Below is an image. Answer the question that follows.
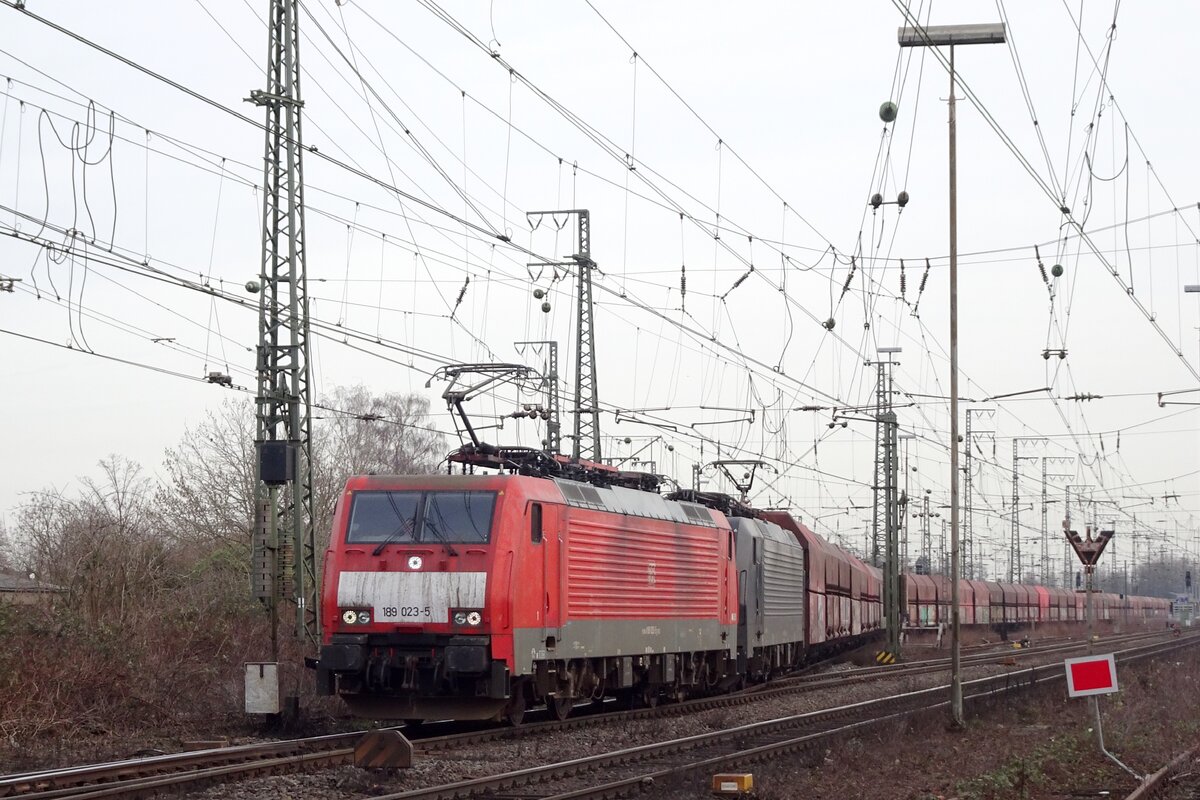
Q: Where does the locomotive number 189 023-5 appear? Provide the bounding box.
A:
[380,606,431,619]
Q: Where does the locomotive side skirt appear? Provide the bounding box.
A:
[510,619,737,674]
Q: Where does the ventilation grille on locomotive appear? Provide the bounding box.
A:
[553,479,716,526]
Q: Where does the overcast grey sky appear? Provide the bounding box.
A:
[1,1,1197,582]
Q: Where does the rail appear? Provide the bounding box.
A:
[371,632,1200,800]
[1124,744,1200,800]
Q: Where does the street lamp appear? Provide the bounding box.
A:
[899,19,1006,731]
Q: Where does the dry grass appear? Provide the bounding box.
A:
[689,643,1200,800]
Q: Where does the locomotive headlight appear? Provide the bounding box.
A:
[453,611,468,626]
[357,611,371,624]
[341,609,357,625]
[466,611,482,626]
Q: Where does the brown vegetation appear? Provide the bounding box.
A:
[0,388,441,766]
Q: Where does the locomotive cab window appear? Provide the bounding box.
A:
[345,490,497,544]
[346,491,421,544]
[423,491,496,543]
[530,502,543,543]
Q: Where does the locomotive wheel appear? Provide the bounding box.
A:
[504,692,526,727]
[549,695,573,721]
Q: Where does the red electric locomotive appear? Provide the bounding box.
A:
[315,467,738,722]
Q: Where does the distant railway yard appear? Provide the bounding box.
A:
[2,627,1195,800]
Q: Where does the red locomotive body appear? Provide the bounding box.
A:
[316,473,737,721]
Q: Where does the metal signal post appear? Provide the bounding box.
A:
[1064,523,1115,750]
[249,0,319,651]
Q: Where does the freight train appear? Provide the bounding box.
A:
[312,455,1168,723]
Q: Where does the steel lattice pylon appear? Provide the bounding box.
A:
[250,0,318,648]
[963,409,994,580]
[869,357,901,655]
[571,211,600,462]
[525,209,599,462]
[870,361,888,568]
[1011,437,1045,582]
[1042,458,1075,586]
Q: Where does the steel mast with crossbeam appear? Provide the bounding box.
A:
[249,0,318,652]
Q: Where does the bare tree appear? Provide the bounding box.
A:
[156,399,258,553]
[311,385,444,534]
[320,385,443,475]
[155,388,443,551]
[12,455,168,627]
[0,518,12,573]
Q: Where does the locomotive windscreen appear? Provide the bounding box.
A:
[346,490,496,544]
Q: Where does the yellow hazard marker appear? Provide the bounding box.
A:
[875,650,897,665]
[712,773,754,794]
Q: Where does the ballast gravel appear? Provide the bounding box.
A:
[183,651,1073,800]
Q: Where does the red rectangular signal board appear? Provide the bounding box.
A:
[1064,653,1118,698]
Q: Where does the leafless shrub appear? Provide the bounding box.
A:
[1,387,442,754]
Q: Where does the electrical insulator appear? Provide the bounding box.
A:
[899,260,907,296]
[918,270,929,293]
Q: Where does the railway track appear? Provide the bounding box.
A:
[403,627,1169,756]
[768,627,1165,692]
[0,732,369,799]
[0,628,1183,799]
[376,632,1200,800]
[1124,744,1200,800]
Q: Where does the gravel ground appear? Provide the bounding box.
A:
[1157,752,1200,799]
[180,641,1113,800]
[3,628,1171,800]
